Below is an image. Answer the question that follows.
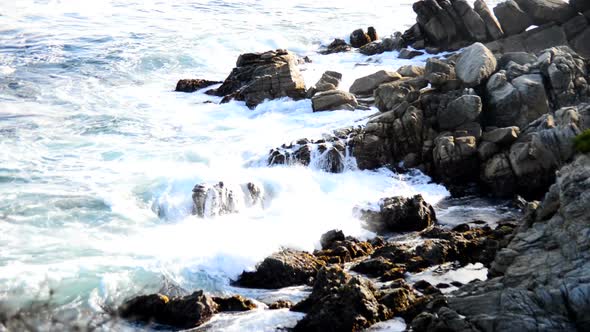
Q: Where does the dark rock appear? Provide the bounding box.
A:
[563,14,588,39]
[399,48,425,59]
[524,25,569,54]
[498,52,538,68]
[320,38,351,55]
[571,0,590,12]
[360,194,436,233]
[514,0,577,24]
[438,94,482,130]
[493,0,533,36]
[269,300,293,310]
[234,249,325,289]
[425,58,456,88]
[349,70,402,96]
[474,0,504,40]
[319,229,345,250]
[350,29,372,48]
[482,126,520,145]
[570,26,590,58]
[351,256,398,277]
[433,134,479,184]
[212,295,257,312]
[312,90,358,112]
[453,0,488,42]
[478,141,500,160]
[118,291,217,329]
[214,49,306,108]
[175,79,220,92]
[368,27,378,41]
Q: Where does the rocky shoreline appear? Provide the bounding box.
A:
[120,0,590,331]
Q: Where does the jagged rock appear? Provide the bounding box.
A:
[514,0,576,24]
[360,194,436,233]
[373,78,427,112]
[482,126,520,145]
[319,39,351,55]
[438,94,482,130]
[441,155,590,331]
[192,182,263,218]
[397,65,426,78]
[433,133,479,184]
[175,79,220,92]
[399,48,424,59]
[350,28,372,48]
[313,71,342,93]
[293,266,386,332]
[319,229,345,250]
[213,49,306,108]
[455,43,497,87]
[474,0,504,40]
[312,90,358,112]
[234,249,325,289]
[212,295,257,312]
[493,0,532,36]
[349,70,402,96]
[118,291,217,329]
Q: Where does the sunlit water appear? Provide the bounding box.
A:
[0,0,508,330]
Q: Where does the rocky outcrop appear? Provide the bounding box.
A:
[414,154,590,331]
[175,79,220,92]
[192,181,263,218]
[233,249,325,289]
[359,194,436,233]
[211,49,306,107]
[118,291,218,329]
[350,27,378,48]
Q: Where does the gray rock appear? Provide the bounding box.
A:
[453,0,489,42]
[433,134,479,183]
[523,25,569,54]
[570,26,590,58]
[398,48,425,59]
[438,95,482,130]
[482,126,520,145]
[397,65,426,78]
[485,71,523,127]
[425,58,456,88]
[456,43,498,87]
[349,70,402,96]
[512,74,550,127]
[175,79,220,92]
[360,194,436,233]
[562,14,588,40]
[312,90,358,112]
[498,52,538,68]
[373,78,427,112]
[514,0,577,24]
[493,0,533,36]
[474,0,504,40]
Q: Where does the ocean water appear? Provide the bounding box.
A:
[0,0,508,330]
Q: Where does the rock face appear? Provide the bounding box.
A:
[192,182,263,218]
[175,79,220,92]
[360,194,436,233]
[349,70,402,96]
[118,291,218,329]
[234,249,325,289]
[455,43,497,87]
[212,49,306,108]
[415,155,590,331]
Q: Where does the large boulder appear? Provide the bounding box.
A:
[438,94,482,130]
[312,90,358,112]
[474,0,504,40]
[312,71,342,94]
[455,43,497,87]
[118,291,218,329]
[349,70,402,96]
[234,249,325,289]
[514,0,577,24]
[493,0,532,36]
[213,49,306,107]
[360,194,436,233]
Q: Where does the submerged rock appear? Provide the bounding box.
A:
[212,295,257,312]
[234,249,325,289]
[118,291,217,329]
[175,79,221,92]
[319,38,351,55]
[192,181,263,218]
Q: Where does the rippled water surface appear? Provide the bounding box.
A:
[0,0,506,330]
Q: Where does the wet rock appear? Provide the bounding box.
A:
[314,236,377,264]
[268,300,293,310]
[212,295,257,312]
[398,48,424,59]
[312,90,358,112]
[493,0,533,36]
[455,43,497,87]
[438,94,482,130]
[175,79,221,92]
[360,194,436,233]
[319,38,351,55]
[351,256,398,277]
[213,49,306,108]
[350,28,372,48]
[319,229,345,250]
[192,182,263,218]
[234,249,325,289]
[118,291,217,329]
[349,70,402,96]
